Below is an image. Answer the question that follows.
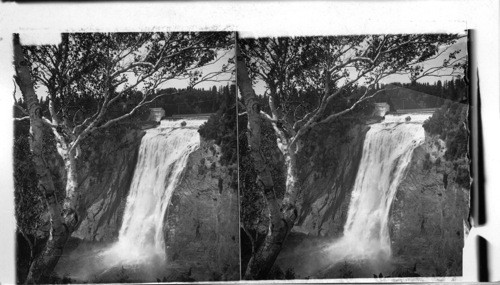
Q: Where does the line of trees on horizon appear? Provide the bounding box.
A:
[374,77,469,110]
[152,83,236,116]
[14,83,236,124]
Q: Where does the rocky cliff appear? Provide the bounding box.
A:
[162,139,240,281]
[274,120,370,278]
[388,134,470,276]
[50,126,239,282]
[294,121,369,237]
[275,112,470,278]
[74,129,240,280]
[73,128,145,241]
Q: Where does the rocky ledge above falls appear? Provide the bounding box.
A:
[162,139,239,281]
[388,134,470,277]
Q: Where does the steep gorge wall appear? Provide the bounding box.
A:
[277,112,469,277]
[294,122,369,237]
[162,140,240,281]
[73,128,145,241]
[72,130,240,281]
[388,134,470,276]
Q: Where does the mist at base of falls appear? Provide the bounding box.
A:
[275,234,395,279]
[54,239,170,283]
[55,119,205,283]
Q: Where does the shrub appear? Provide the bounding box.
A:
[284,267,296,279]
[423,100,469,161]
[339,261,354,278]
[198,90,237,166]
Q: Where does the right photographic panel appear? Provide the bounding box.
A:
[237,33,470,280]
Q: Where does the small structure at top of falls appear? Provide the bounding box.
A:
[373,102,390,117]
[149,108,166,122]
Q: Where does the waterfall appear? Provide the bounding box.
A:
[102,119,206,266]
[325,113,431,265]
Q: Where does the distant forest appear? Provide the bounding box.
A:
[374,78,469,110]
[248,77,469,124]
[15,83,236,126]
[152,84,236,116]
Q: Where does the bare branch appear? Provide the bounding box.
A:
[318,87,391,125]
[241,226,255,254]
[292,108,318,131]
[111,35,149,65]
[329,56,373,73]
[110,62,155,78]
[71,71,221,152]
[14,116,30,121]
[41,116,59,128]
[260,111,278,123]
[47,96,61,126]
[412,55,467,81]
[238,101,246,110]
[13,79,29,115]
[298,65,376,135]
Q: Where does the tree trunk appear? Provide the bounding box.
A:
[13,34,71,284]
[237,48,299,280]
[18,229,34,263]
[55,141,81,232]
[282,148,301,219]
[244,150,301,278]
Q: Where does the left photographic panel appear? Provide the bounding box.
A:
[12,32,239,283]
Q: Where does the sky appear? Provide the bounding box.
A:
[159,49,235,90]
[380,37,467,84]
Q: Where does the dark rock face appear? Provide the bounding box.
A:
[73,129,145,241]
[294,122,369,237]
[388,134,470,276]
[163,140,239,281]
[273,122,369,279]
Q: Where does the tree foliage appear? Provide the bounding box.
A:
[155,85,231,116]
[198,84,238,165]
[423,100,469,161]
[240,34,465,138]
[21,32,233,152]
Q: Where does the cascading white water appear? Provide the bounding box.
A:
[325,113,431,264]
[102,119,206,266]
